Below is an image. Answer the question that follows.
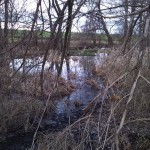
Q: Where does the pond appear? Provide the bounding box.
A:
[1,53,107,149]
[10,53,107,121]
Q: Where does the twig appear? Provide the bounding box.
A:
[31,81,58,149]
[83,72,128,113]
[115,70,140,150]
[125,118,150,125]
[101,94,129,150]
[55,115,92,143]
[140,74,150,85]
[99,5,149,19]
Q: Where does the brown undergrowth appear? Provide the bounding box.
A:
[0,97,44,141]
[35,47,150,150]
[10,71,74,98]
[0,69,74,142]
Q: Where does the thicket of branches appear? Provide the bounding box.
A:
[0,0,150,149]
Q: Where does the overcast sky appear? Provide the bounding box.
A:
[1,0,122,33]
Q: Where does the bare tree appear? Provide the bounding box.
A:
[97,0,114,46]
[81,0,114,46]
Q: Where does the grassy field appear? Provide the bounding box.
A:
[4,29,122,46]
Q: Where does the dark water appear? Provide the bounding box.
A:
[0,54,107,150]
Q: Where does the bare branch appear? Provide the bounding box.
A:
[98,5,149,19]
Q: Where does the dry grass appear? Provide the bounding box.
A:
[0,97,45,141]
[85,79,101,90]
[36,131,77,150]
[11,72,75,98]
[0,45,150,149]
[34,47,150,150]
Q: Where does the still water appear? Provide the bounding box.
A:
[10,54,107,124]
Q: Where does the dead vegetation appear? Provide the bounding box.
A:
[74,100,82,107]
[33,46,150,150]
[1,0,150,149]
[10,72,74,98]
[85,79,100,90]
[0,97,44,141]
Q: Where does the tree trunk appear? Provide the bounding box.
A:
[101,18,114,46]
[122,0,137,54]
[0,0,10,94]
[58,0,74,76]
[4,0,9,46]
[40,1,68,96]
[0,20,2,49]
[97,0,113,46]
[123,0,128,38]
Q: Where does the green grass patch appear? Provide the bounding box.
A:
[70,49,97,56]
[4,29,51,39]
